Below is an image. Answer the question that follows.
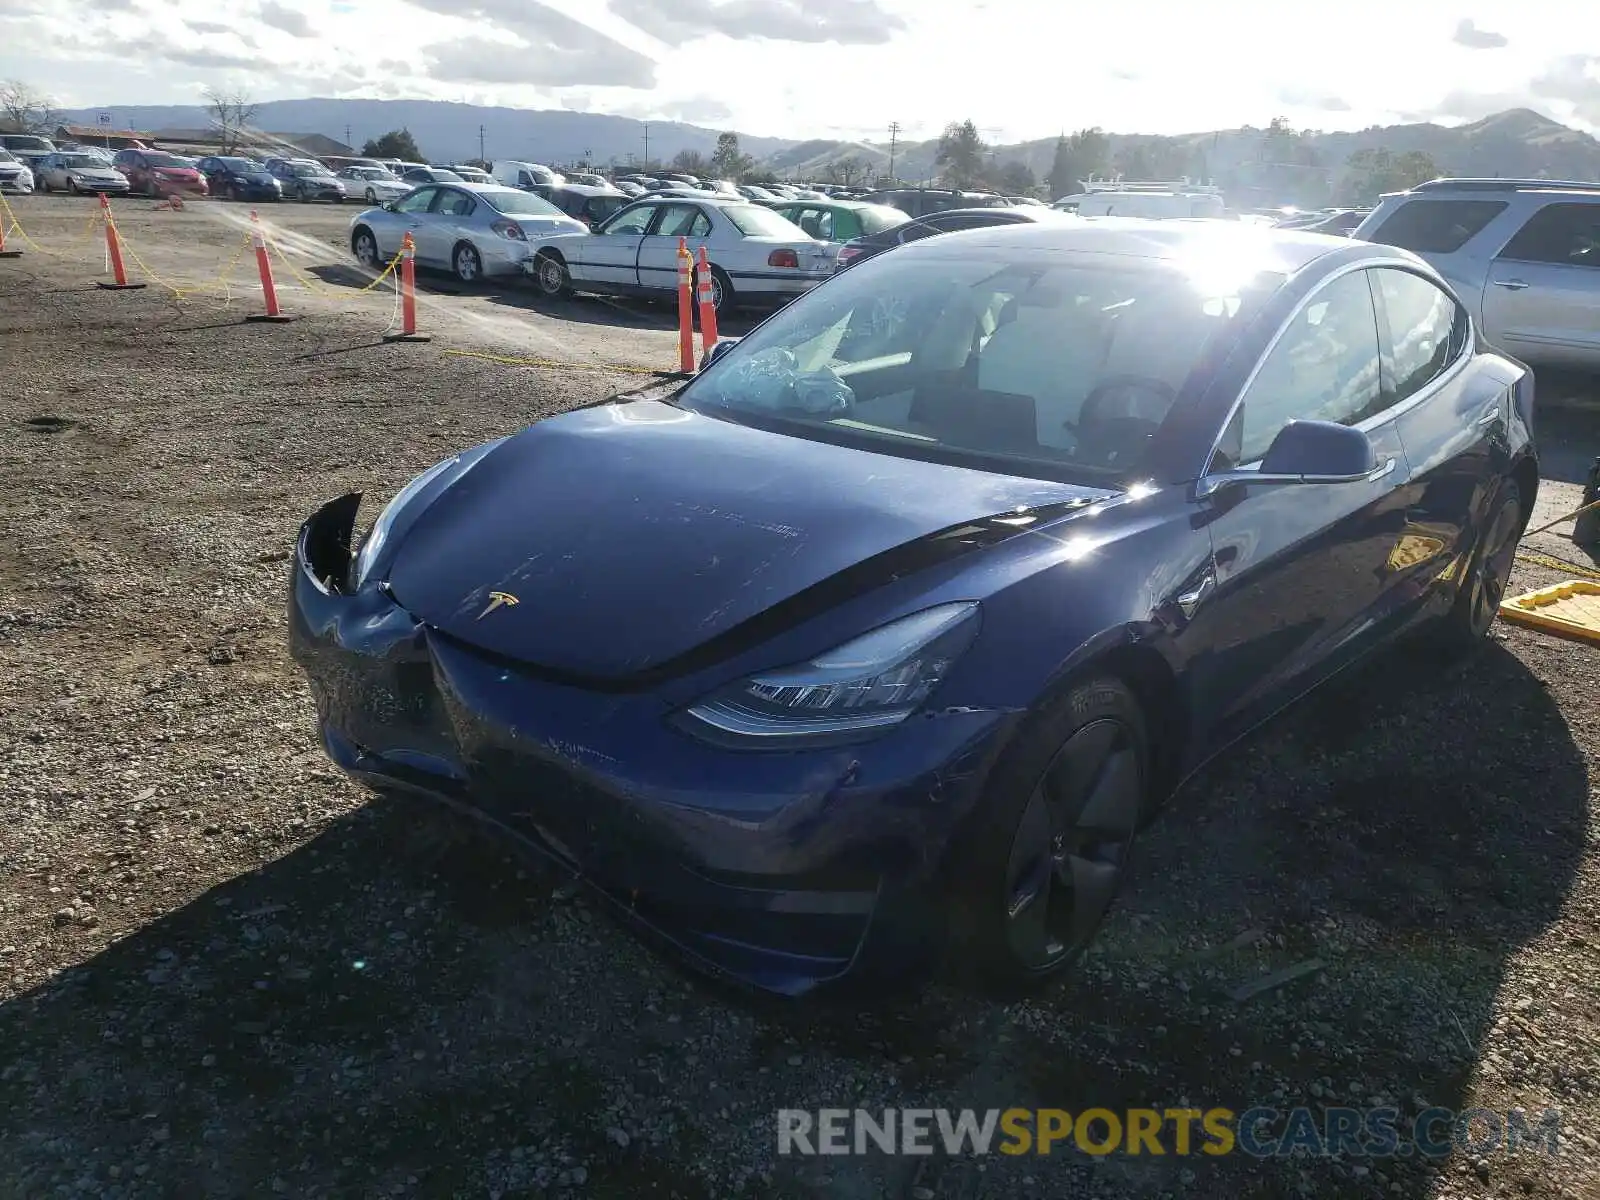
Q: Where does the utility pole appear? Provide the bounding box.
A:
[478,124,486,165]
[887,121,900,184]
[642,123,651,169]
[344,124,352,149]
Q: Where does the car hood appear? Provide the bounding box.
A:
[385,400,1109,681]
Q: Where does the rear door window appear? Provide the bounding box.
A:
[1371,268,1469,403]
[1366,199,1507,254]
[1495,202,1600,268]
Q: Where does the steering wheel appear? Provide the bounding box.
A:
[1071,375,1177,468]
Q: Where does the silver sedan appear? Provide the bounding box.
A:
[35,152,131,196]
[336,165,411,206]
[347,182,588,283]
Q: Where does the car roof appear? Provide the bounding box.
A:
[894,216,1358,272]
[552,183,626,196]
[774,198,881,210]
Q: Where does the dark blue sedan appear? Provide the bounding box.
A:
[289,219,1537,997]
[196,156,282,203]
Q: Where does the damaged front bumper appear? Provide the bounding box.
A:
[287,495,1013,996]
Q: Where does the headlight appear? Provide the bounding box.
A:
[679,602,980,745]
[348,440,504,589]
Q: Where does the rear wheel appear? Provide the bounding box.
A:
[453,242,482,283]
[951,676,1149,991]
[351,227,380,269]
[1435,481,1524,651]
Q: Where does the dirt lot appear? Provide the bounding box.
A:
[1,193,1599,1200]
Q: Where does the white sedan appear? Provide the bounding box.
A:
[0,149,34,194]
[526,195,836,312]
[336,165,411,205]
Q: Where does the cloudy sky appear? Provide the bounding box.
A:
[2,0,1599,142]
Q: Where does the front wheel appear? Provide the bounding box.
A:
[1435,480,1524,651]
[366,188,377,204]
[950,676,1150,992]
[533,252,571,297]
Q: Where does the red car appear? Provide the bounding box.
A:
[111,149,209,199]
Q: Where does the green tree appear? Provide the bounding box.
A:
[1118,144,1155,180]
[1047,127,1110,199]
[709,131,755,181]
[935,119,987,189]
[1339,147,1441,204]
[361,128,422,161]
[996,161,1036,195]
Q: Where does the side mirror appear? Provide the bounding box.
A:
[1198,420,1393,499]
[700,338,741,370]
[382,202,397,212]
[1260,420,1377,477]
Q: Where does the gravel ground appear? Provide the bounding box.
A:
[1,202,1599,1200]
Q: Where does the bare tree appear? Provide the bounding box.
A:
[824,156,865,186]
[0,79,62,136]
[203,85,258,155]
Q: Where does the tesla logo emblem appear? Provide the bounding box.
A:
[476,591,520,620]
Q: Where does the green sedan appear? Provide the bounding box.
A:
[769,199,909,245]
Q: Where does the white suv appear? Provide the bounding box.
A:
[1354,178,1600,370]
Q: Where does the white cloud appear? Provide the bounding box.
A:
[3,0,1600,140]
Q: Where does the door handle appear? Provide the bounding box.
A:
[1492,279,1530,290]
[1477,403,1502,427]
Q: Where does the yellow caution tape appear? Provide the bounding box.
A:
[1516,549,1600,582]
[265,235,402,296]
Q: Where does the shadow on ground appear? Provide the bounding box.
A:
[0,639,1586,1199]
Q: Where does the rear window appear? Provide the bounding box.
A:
[1367,199,1507,254]
[858,204,909,234]
[584,196,626,222]
[477,187,563,217]
[722,204,804,237]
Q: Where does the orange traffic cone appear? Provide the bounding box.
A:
[383,231,431,343]
[244,211,291,323]
[95,193,146,291]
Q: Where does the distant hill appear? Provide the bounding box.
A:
[62,99,1600,199]
[59,98,795,167]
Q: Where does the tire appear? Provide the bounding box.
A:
[707,265,733,312]
[351,227,380,269]
[948,675,1150,993]
[38,177,49,193]
[1434,480,1524,652]
[232,184,244,203]
[298,186,310,203]
[453,242,482,284]
[366,188,377,205]
[533,252,571,297]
